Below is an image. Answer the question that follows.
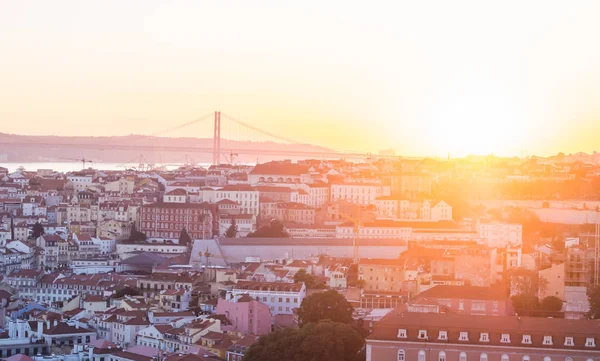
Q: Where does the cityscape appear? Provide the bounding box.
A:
[2,2,600,361]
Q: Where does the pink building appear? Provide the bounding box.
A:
[215,296,272,336]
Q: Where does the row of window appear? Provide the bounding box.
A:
[398,329,596,347]
[400,350,593,361]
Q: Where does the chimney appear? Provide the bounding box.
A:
[76,322,80,329]
[53,319,58,327]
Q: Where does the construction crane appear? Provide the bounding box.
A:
[339,212,361,264]
[61,157,92,169]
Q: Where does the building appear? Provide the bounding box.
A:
[227,281,306,316]
[138,203,214,240]
[226,335,260,361]
[478,222,523,248]
[260,202,316,225]
[390,172,433,197]
[330,183,385,206]
[414,285,511,316]
[366,311,600,361]
[539,263,565,300]
[216,296,272,336]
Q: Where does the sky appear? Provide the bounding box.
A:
[1,0,600,157]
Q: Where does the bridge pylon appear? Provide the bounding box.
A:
[212,111,221,165]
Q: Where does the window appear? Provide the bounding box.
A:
[585,338,596,347]
[459,332,469,341]
[438,331,447,340]
[543,357,551,361]
[543,336,553,345]
[418,350,426,361]
[501,355,509,361]
[522,335,532,344]
[522,356,530,361]
[565,358,573,361]
[501,334,511,343]
[418,330,428,339]
[397,350,405,361]
[480,354,488,361]
[479,333,489,342]
[438,351,446,361]
[459,352,467,361]
[397,329,407,338]
[564,337,574,346]
[458,300,464,310]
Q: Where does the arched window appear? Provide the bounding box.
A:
[565,358,573,361]
[438,351,446,361]
[543,357,551,361]
[418,350,426,361]
[523,356,530,361]
[397,350,405,361]
[502,355,509,361]
[459,353,467,361]
[480,353,488,361]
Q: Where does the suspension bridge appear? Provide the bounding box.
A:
[1,112,381,165]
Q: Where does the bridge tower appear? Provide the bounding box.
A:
[212,111,221,165]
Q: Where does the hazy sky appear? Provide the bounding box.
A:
[2,1,600,157]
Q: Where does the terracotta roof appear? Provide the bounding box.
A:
[45,323,94,335]
[417,285,508,301]
[5,355,36,361]
[237,294,255,303]
[165,188,187,196]
[368,311,600,351]
[111,351,153,361]
[234,280,304,292]
[250,162,309,176]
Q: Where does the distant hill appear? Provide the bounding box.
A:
[0,133,336,164]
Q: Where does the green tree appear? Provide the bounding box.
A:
[511,294,540,316]
[540,296,563,312]
[507,267,547,297]
[32,222,45,240]
[294,269,316,288]
[297,290,354,327]
[225,219,238,238]
[586,286,600,319]
[244,320,364,361]
[128,224,147,243]
[248,220,289,238]
[178,228,192,246]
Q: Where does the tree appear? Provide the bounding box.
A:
[244,320,364,361]
[586,286,600,319]
[178,228,192,246]
[297,290,354,327]
[128,224,147,243]
[225,219,238,238]
[248,220,289,238]
[511,294,540,316]
[540,296,563,312]
[508,267,547,316]
[32,222,45,240]
[507,267,548,297]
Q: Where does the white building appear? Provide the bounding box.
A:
[214,185,259,215]
[163,189,188,203]
[330,183,387,206]
[336,221,412,240]
[67,174,94,192]
[478,222,523,248]
[92,236,117,255]
[227,280,306,316]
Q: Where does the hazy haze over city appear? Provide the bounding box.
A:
[2,1,600,157]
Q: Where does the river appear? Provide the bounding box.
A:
[0,162,187,173]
